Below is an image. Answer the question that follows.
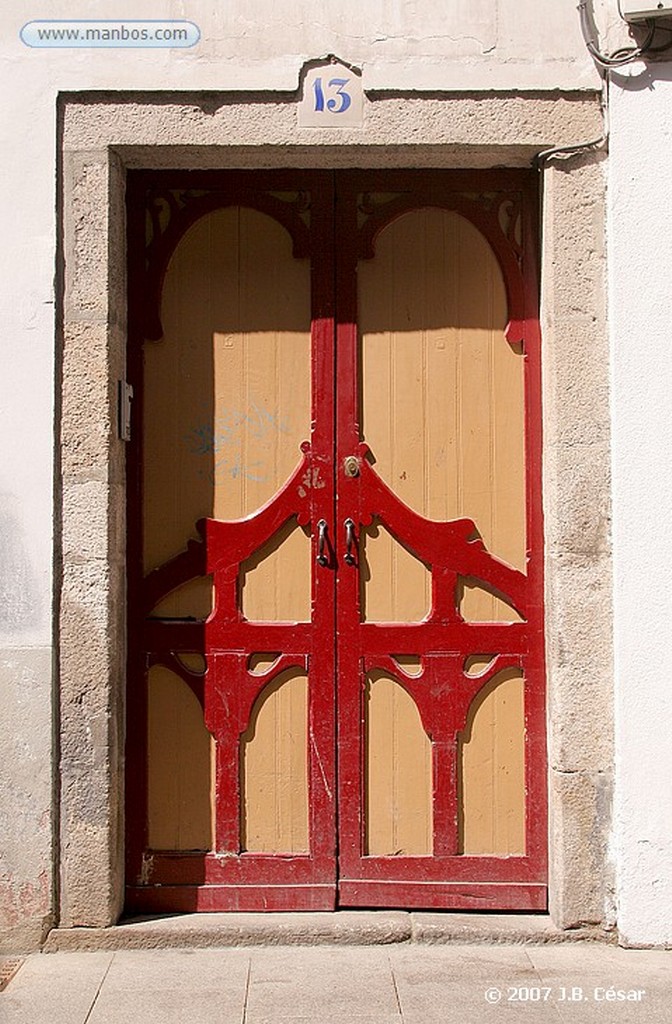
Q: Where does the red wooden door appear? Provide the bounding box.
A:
[125,169,547,914]
[334,172,546,909]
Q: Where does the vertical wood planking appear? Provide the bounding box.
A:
[226,210,312,850]
[359,207,527,857]
[144,205,312,853]
[241,520,311,622]
[359,207,524,563]
[147,666,213,850]
[242,672,309,853]
[212,207,311,522]
[144,211,218,615]
[360,523,429,623]
[459,670,526,854]
[426,210,460,525]
[359,210,433,624]
[366,674,432,855]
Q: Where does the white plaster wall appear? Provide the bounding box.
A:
[0,4,603,646]
[3,0,601,94]
[609,62,672,948]
[0,3,604,645]
[0,0,609,947]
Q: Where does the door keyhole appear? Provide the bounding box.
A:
[343,455,360,478]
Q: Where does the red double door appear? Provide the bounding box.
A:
[126,169,547,913]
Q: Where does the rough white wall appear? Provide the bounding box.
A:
[4,0,600,93]
[0,3,604,625]
[609,63,672,948]
[0,0,608,948]
[0,0,603,646]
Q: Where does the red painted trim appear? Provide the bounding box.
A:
[126,885,335,914]
[141,851,331,886]
[337,853,543,884]
[125,178,150,885]
[338,881,547,912]
[126,169,547,912]
[334,171,547,898]
[142,847,542,889]
[126,170,338,903]
[135,171,316,341]
[356,195,527,349]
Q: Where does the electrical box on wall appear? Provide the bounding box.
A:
[619,0,672,21]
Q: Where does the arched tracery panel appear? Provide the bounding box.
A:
[127,172,337,914]
[126,169,546,914]
[334,172,545,908]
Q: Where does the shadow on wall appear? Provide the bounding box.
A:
[0,489,41,635]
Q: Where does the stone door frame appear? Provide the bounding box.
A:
[57,88,613,930]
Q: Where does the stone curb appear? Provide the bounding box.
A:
[411,913,616,946]
[43,913,616,952]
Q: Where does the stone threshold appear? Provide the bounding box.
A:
[43,912,616,952]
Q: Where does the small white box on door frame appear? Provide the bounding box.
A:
[619,0,672,21]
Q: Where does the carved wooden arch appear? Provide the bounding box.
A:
[356,190,528,348]
[364,655,523,745]
[139,184,313,341]
[354,442,528,623]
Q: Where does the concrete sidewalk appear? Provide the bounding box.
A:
[1,941,670,1024]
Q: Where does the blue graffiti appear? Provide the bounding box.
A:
[184,402,293,483]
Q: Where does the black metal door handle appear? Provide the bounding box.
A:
[344,518,357,565]
[317,519,329,566]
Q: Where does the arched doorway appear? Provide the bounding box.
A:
[125,169,546,912]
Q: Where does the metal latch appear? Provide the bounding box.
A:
[118,380,134,442]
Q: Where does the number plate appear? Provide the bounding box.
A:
[299,60,363,128]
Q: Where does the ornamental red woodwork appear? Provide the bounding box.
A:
[125,169,547,913]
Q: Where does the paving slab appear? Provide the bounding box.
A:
[526,944,671,1024]
[87,985,246,1024]
[245,945,402,1024]
[88,948,252,1023]
[0,950,113,1024]
[410,912,614,945]
[2,942,670,1024]
[389,944,549,1024]
[243,1019,403,1024]
[99,947,251,991]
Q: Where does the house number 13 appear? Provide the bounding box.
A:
[312,76,352,114]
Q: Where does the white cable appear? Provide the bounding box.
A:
[534,76,610,167]
[578,1,656,68]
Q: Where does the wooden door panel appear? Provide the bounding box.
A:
[241,668,309,854]
[459,667,526,856]
[365,672,433,856]
[126,169,546,914]
[334,171,546,910]
[459,580,525,624]
[147,664,214,851]
[240,518,312,623]
[360,521,431,622]
[126,171,336,913]
[359,207,525,566]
